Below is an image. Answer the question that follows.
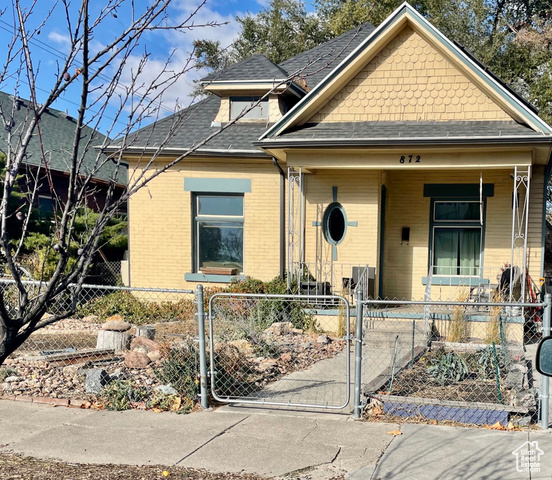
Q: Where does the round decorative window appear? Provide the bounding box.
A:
[323,202,347,245]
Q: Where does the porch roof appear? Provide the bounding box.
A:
[256,120,552,148]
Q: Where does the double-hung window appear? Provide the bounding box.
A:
[194,194,244,272]
[432,200,483,277]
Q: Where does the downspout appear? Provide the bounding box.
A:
[273,157,286,280]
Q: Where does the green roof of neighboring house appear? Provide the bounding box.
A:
[0,91,127,185]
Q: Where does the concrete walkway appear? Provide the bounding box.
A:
[2,399,552,479]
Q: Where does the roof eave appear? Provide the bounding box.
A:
[255,135,552,148]
[105,146,269,159]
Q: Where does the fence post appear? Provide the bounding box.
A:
[541,294,551,430]
[196,284,209,410]
[353,290,364,419]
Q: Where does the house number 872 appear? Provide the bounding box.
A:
[399,155,421,163]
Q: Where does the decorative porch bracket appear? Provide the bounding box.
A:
[510,165,531,303]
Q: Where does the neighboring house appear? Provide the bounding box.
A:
[111,3,552,301]
[0,91,127,217]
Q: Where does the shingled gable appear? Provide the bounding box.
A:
[259,2,552,145]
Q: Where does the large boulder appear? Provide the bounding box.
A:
[130,336,160,352]
[124,351,151,369]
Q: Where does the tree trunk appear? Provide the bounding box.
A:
[96,330,131,352]
[0,323,21,366]
[135,325,156,340]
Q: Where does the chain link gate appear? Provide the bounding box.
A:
[207,293,353,409]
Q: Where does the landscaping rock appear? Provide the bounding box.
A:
[124,351,151,368]
[85,369,111,394]
[229,339,254,354]
[62,366,79,377]
[504,366,525,390]
[102,319,131,332]
[301,342,313,349]
[264,322,293,336]
[134,346,149,355]
[4,376,22,383]
[316,334,330,345]
[82,315,100,323]
[514,416,532,427]
[156,384,178,395]
[130,336,160,352]
[515,391,537,409]
[147,350,162,362]
[280,353,292,362]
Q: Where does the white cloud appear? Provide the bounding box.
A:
[101,0,244,118]
[47,30,71,51]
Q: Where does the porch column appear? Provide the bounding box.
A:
[287,166,305,287]
[510,165,531,302]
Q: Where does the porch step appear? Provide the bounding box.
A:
[363,329,422,348]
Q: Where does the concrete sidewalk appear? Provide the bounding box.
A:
[1,400,551,479]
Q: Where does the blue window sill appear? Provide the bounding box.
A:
[422,277,490,286]
[185,273,245,283]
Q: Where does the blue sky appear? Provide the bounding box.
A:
[0,0,308,137]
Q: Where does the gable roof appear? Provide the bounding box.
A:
[201,54,289,83]
[0,91,127,185]
[260,2,552,141]
[279,23,376,88]
[111,23,378,155]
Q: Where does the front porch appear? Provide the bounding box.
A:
[284,162,543,303]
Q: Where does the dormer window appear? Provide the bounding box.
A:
[230,96,268,121]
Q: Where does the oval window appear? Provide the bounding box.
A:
[323,202,347,245]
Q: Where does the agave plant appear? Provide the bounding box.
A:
[427,351,469,384]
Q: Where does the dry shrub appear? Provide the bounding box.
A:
[448,289,470,343]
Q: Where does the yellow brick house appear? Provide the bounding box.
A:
[111,3,552,302]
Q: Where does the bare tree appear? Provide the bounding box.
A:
[0,0,232,364]
[0,0,360,365]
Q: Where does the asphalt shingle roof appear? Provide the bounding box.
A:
[121,24,378,152]
[275,121,539,141]
[279,23,376,88]
[202,54,289,82]
[0,91,127,184]
[116,95,270,154]
[116,21,546,153]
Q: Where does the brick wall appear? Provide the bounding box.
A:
[127,159,281,289]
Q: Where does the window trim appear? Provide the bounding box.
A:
[428,197,487,282]
[229,96,269,121]
[192,193,245,277]
[322,202,348,246]
[37,194,56,220]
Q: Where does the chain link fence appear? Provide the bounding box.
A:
[361,297,547,426]
[0,279,201,413]
[208,293,352,409]
[1,277,550,425]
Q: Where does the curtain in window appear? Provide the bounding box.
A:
[459,229,480,276]
[434,230,457,275]
[433,228,480,276]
